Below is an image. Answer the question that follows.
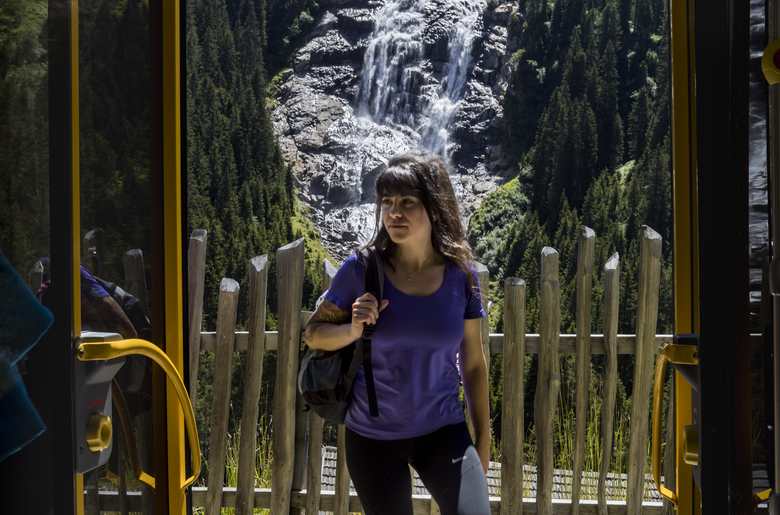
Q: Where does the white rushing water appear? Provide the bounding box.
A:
[356,0,483,157]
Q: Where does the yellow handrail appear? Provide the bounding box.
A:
[78,339,201,492]
[111,378,156,490]
[651,343,698,510]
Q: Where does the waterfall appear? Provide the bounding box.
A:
[273,0,508,260]
[356,0,483,157]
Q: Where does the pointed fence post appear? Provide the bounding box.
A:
[270,238,305,515]
[204,278,239,515]
[307,259,337,515]
[235,256,268,515]
[292,316,310,515]
[535,247,561,515]
[83,228,106,279]
[333,257,350,515]
[29,260,43,295]
[187,229,207,411]
[476,262,491,376]
[626,227,662,515]
[572,227,595,515]
[463,262,491,445]
[124,249,150,318]
[502,278,526,515]
[598,253,620,515]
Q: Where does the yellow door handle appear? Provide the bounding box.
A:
[78,339,201,493]
[111,378,156,490]
[652,343,698,510]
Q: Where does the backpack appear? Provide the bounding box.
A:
[297,247,384,424]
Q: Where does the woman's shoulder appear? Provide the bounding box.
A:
[333,252,366,283]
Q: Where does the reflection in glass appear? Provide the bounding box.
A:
[0,0,50,284]
[79,0,154,512]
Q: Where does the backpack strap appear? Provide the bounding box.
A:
[359,247,382,418]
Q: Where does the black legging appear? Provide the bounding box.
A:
[345,422,491,515]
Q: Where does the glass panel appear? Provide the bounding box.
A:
[0,0,51,287]
[78,0,154,512]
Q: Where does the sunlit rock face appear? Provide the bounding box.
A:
[273,0,520,261]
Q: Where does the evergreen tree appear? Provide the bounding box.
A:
[596,41,623,173]
[627,87,651,161]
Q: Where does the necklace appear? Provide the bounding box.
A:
[406,251,434,282]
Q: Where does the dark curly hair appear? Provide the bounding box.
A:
[364,153,478,290]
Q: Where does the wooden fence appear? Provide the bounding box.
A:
[94,225,675,515]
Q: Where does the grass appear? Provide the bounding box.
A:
[194,412,274,514]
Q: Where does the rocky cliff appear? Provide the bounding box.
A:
[273,0,521,260]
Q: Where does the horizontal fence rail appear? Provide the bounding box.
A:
[97,488,665,514]
[90,226,692,515]
[199,328,677,354]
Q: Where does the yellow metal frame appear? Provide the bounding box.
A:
[162,1,187,512]
[68,0,187,511]
[670,0,699,512]
[70,1,84,513]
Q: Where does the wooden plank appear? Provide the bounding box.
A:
[235,256,269,515]
[572,227,595,515]
[476,262,491,376]
[598,253,620,515]
[488,334,675,355]
[335,425,351,515]
[502,278,526,515]
[101,487,666,515]
[115,422,129,515]
[205,278,240,515]
[292,383,309,515]
[202,331,676,354]
[83,228,106,279]
[270,238,306,515]
[318,258,350,515]
[184,489,665,515]
[187,229,207,411]
[199,311,311,351]
[123,249,150,318]
[306,258,337,515]
[29,260,43,295]
[626,227,662,515]
[535,247,561,515]
[123,247,150,506]
[306,409,324,514]
[135,410,155,514]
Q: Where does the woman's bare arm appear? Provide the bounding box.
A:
[460,317,491,473]
[305,294,389,351]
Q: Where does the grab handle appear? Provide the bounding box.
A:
[111,378,156,490]
[651,343,698,510]
[78,339,201,493]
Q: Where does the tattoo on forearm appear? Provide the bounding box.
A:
[305,323,323,343]
[305,299,348,343]
[314,299,349,323]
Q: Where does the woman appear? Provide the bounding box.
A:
[304,154,492,515]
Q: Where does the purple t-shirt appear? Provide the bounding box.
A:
[325,253,486,440]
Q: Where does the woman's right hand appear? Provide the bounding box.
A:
[348,293,389,340]
[305,294,389,351]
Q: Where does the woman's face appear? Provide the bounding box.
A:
[381,193,432,247]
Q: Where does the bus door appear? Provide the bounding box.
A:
[0,1,195,514]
